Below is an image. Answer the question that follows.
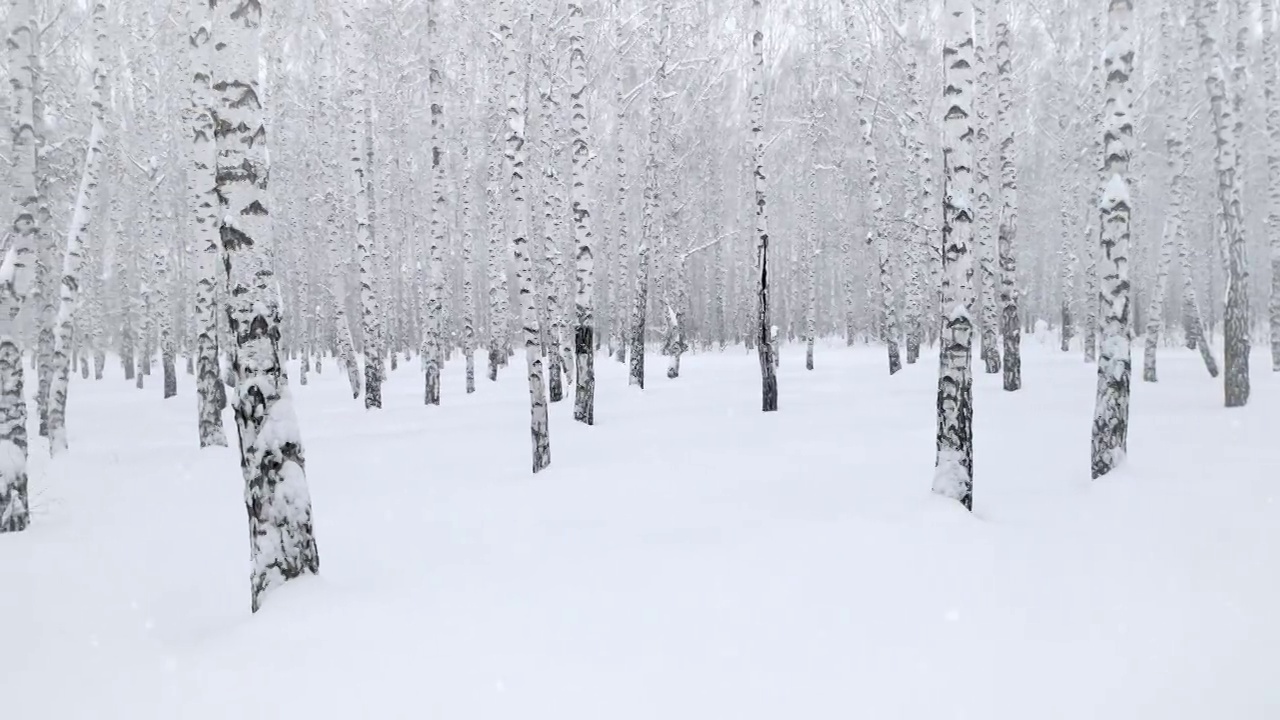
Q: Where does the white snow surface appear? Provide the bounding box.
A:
[3,343,1279,719]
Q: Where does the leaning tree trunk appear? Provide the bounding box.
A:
[1197,0,1249,407]
[750,0,777,412]
[569,0,596,425]
[994,0,1020,391]
[1091,0,1135,480]
[0,0,38,533]
[213,0,319,612]
[501,0,550,472]
[933,0,977,510]
[47,0,108,455]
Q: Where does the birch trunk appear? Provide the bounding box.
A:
[424,0,446,406]
[569,0,596,425]
[974,0,1000,375]
[1091,0,1135,480]
[0,0,38,532]
[213,0,319,612]
[1266,0,1280,371]
[342,7,382,409]
[47,0,109,454]
[502,0,550,472]
[1197,0,1250,407]
[1142,6,1183,384]
[933,0,977,510]
[994,0,1019,391]
[750,0,777,412]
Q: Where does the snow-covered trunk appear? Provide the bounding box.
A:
[612,45,630,366]
[0,0,38,533]
[47,0,109,455]
[862,112,898,375]
[631,10,665,391]
[750,0,777,412]
[424,0,446,406]
[365,98,384,385]
[1082,221,1098,363]
[317,52,361,400]
[1197,0,1249,407]
[343,8,381,410]
[933,0,977,510]
[148,161,177,401]
[1141,6,1181,384]
[1059,141,1076,352]
[569,0,596,425]
[661,133,684,381]
[32,38,54,439]
[974,0,1000,375]
[460,111,477,395]
[1091,0,1135,480]
[486,78,509,382]
[502,0,550,472]
[994,0,1019,391]
[903,2,927,365]
[212,0,319,612]
[805,120,818,371]
[1266,0,1280,372]
[538,77,567,404]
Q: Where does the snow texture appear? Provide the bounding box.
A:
[4,344,1278,718]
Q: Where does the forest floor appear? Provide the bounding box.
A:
[3,338,1278,719]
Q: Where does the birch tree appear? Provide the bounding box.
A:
[1142,5,1181,384]
[47,0,109,454]
[424,0,446,406]
[189,0,228,447]
[994,0,1019,391]
[973,0,1000,375]
[1197,0,1249,407]
[750,0,777,412]
[569,0,596,425]
[1091,0,1135,480]
[502,0,551,472]
[0,0,39,533]
[1263,0,1279,372]
[343,6,382,409]
[933,0,977,510]
[213,0,320,611]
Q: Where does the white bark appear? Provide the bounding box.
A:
[974,0,1000,375]
[569,0,596,425]
[933,0,977,510]
[213,0,319,612]
[750,0,777,412]
[501,0,550,472]
[1197,0,1250,407]
[1091,0,1135,480]
[47,0,109,455]
[995,0,1019,391]
[424,0,446,406]
[0,0,38,533]
[1266,0,1280,371]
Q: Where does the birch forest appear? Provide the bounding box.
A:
[3,0,1279,715]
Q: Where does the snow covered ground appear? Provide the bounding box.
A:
[3,340,1278,719]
